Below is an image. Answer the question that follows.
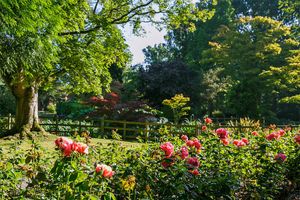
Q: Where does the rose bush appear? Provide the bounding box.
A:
[0,120,299,199]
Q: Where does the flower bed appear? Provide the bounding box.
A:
[0,120,299,199]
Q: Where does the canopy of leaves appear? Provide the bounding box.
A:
[0,0,215,95]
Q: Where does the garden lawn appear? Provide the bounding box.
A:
[0,133,142,156]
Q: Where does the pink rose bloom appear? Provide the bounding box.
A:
[191,169,199,175]
[278,129,285,136]
[55,137,73,149]
[251,131,259,136]
[181,135,188,142]
[55,137,74,157]
[216,128,229,139]
[205,117,213,124]
[266,132,280,140]
[221,138,229,146]
[186,140,194,147]
[180,146,189,159]
[96,164,115,178]
[73,142,89,154]
[202,125,207,131]
[192,138,202,150]
[161,159,174,168]
[275,153,286,162]
[187,157,200,168]
[241,138,249,145]
[160,142,174,158]
[63,144,73,157]
[295,135,300,144]
[233,140,246,147]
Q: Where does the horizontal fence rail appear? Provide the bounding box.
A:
[1,114,300,141]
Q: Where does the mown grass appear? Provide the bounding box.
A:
[0,132,142,156]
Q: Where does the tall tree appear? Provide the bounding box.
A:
[0,0,215,136]
[203,16,298,118]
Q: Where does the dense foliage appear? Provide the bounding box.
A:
[136,0,300,122]
[0,121,299,199]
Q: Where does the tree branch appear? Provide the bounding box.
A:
[58,0,156,36]
[93,0,100,14]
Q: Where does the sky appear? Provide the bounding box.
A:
[123,24,167,65]
[122,0,196,65]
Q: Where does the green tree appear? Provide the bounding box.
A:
[162,94,190,124]
[0,0,214,136]
[204,16,298,118]
[137,60,200,108]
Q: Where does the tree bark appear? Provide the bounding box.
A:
[10,82,44,137]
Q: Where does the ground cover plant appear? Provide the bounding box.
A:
[0,119,299,199]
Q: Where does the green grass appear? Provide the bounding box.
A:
[0,133,142,156]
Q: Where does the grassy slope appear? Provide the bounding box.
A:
[0,133,141,155]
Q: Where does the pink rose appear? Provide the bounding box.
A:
[241,138,249,145]
[187,157,200,168]
[96,164,115,178]
[72,142,89,154]
[202,125,207,131]
[295,135,300,144]
[181,135,188,142]
[251,131,259,136]
[186,140,194,147]
[216,128,229,139]
[266,132,280,140]
[221,138,229,146]
[274,153,286,162]
[55,137,73,149]
[55,137,74,157]
[233,139,247,147]
[160,142,174,158]
[192,138,202,150]
[161,158,174,168]
[205,117,213,124]
[191,169,199,175]
[278,129,285,136]
[180,146,189,159]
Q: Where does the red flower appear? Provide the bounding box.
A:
[191,169,199,175]
[278,129,285,136]
[295,135,300,144]
[160,142,174,158]
[275,153,286,162]
[251,131,259,136]
[192,138,202,150]
[216,128,229,139]
[161,158,174,168]
[233,139,247,147]
[266,132,280,140]
[201,125,207,131]
[55,137,74,157]
[181,135,188,142]
[205,117,213,124]
[187,157,200,168]
[221,138,229,146]
[186,140,194,147]
[96,164,115,178]
[241,138,249,145]
[179,146,189,159]
[72,142,89,154]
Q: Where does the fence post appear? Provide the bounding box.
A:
[195,121,199,136]
[123,122,126,139]
[101,117,104,134]
[8,113,11,130]
[55,115,59,134]
[145,122,150,142]
[79,120,82,133]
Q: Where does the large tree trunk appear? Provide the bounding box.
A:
[11,83,44,137]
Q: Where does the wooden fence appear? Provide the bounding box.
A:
[1,114,300,141]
